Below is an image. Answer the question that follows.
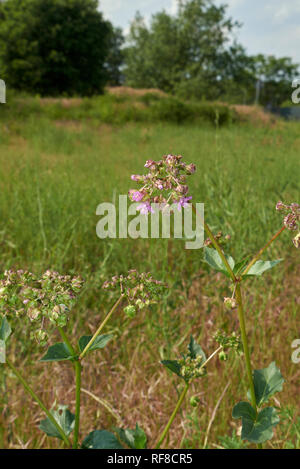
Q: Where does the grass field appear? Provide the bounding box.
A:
[0,96,299,448]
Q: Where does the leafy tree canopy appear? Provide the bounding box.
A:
[0,0,114,95]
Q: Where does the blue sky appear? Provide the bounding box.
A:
[99,0,300,64]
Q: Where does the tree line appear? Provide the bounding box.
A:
[0,0,298,105]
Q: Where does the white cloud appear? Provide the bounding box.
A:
[99,0,300,64]
[168,0,178,15]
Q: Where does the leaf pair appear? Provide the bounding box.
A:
[40,405,75,439]
[40,405,147,449]
[233,362,284,443]
[232,403,279,444]
[81,424,147,449]
[204,247,283,278]
[40,334,113,362]
[161,336,206,383]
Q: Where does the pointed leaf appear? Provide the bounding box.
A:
[0,317,11,342]
[82,430,123,449]
[252,362,284,407]
[204,247,235,277]
[233,402,280,444]
[188,336,206,363]
[40,342,74,362]
[78,334,113,354]
[39,405,75,439]
[243,259,283,277]
[115,424,147,449]
[161,360,182,378]
[233,257,250,275]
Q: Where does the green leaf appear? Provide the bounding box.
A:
[161,360,182,378]
[40,342,75,362]
[78,334,113,354]
[252,362,284,407]
[82,430,124,449]
[39,405,75,439]
[243,259,283,277]
[115,424,147,449]
[0,316,11,342]
[204,247,235,277]
[188,336,206,363]
[233,257,250,275]
[232,402,280,444]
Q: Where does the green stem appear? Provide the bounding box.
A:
[155,346,222,449]
[6,358,71,447]
[155,382,189,449]
[192,204,236,282]
[236,286,263,449]
[235,284,257,412]
[58,328,81,449]
[58,327,76,355]
[79,295,123,360]
[73,360,82,449]
[242,226,285,277]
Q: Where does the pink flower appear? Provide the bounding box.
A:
[284,213,298,231]
[137,202,154,214]
[186,164,196,174]
[156,180,164,190]
[177,196,192,211]
[276,201,286,211]
[128,190,145,202]
[144,160,156,168]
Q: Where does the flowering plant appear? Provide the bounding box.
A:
[0,153,297,450]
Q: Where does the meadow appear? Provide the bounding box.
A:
[0,92,299,449]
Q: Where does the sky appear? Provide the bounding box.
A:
[99,0,300,64]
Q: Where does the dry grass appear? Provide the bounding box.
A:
[1,263,298,449]
[233,104,278,126]
[107,86,166,98]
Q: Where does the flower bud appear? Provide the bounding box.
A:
[186,163,196,174]
[124,305,136,318]
[27,308,41,321]
[219,350,227,361]
[190,396,200,407]
[223,297,237,310]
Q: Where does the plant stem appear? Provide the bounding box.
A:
[155,382,189,449]
[73,360,82,449]
[235,284,257,413]
[192,204,236,282]
[58,327,81,449]
[201,346,223,368]
[236,286,263,449]
[155,346,222,449]
[79,295,123,360]
[242,226,286,277]
[58,327,76,355]
[6,358,71,447]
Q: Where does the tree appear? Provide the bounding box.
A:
[124,0,240,98]
[105,26,125,87]
[124,0,299,104]
[252,55,299,106]
[0,0,113,95]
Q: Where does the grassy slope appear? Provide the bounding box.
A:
[0,100,299,448]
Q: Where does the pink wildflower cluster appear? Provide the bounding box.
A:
[276,201,300,248]
[129,154,196,213]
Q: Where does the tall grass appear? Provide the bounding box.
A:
[0,103,299,448]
